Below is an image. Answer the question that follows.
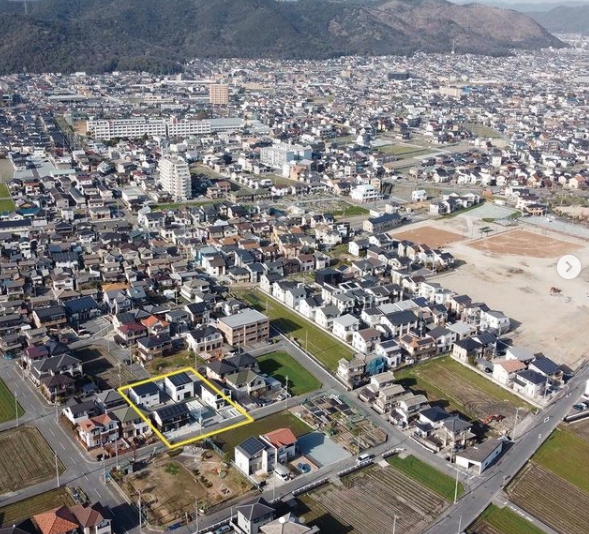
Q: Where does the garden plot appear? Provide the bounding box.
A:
[0,427,64,493]
[298,465,447,534]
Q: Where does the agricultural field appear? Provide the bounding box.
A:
[257,351,321,396]
[123,452,252,526]
[395,356,532,424]
[387,455,464,501]
[298,464,447,534]
[0,427,65,493]
[531,427,589,493]
[0,377,23,424]
[235,289,353,371]
[215,411,311,453]
[507,463,589,534]
[467,504,545,534]
[0,487,74,526]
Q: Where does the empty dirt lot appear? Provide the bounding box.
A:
[469,229,580,258]
[431,217,589,368]
[391,226,465,248]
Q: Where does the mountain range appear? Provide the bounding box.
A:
[528,4,589,33]
[0,0,566,74]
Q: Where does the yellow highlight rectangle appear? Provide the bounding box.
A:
[117,366,254,450]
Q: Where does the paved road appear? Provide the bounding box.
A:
[423,364,589,534]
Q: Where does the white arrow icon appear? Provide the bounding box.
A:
[557,255,582,280]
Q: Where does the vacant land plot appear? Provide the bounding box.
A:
[298,464,447,534]
[0,487,74,526]
[125,454,251,526]
[469,229,579,258]
[387,455,463,501]
[0,159,14,182]
[0,377,23,424]
[236,290,353,370]
[439,220,589,367]
[467,504,545,534]
[395,357,531,423]
[74,346,136,389]
[508,463,589,534]
[531,427,589,492]
[216,411,311,453]
[330,203,370,217]
[257,351,321,396]
[391,226,464,248]
[0,427,64,493]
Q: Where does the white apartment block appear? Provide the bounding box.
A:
[88,117,244,140]
[260,142,312,170]
[158,156,191,201]
[89,118,167,140]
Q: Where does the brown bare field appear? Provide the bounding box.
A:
[124,452,252,526]
[469,229,579,258]
[0,427,64,493]
[507,464,589,534]
[298,465,446,534]
[391,227,464,248]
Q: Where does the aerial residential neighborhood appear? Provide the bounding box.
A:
[2,23,589,534]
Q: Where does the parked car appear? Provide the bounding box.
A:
[214,526,232,534]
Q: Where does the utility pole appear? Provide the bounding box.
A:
[454,464,460,504]
[55,452,60,488]
[15,391,18,428]
[513,407,520,441]
[393,515,397,534]
[55,401,59,423]
[195,499,199,534]
[138,490,143,531]
[285,375,289,408]
[115,440,119,467]
[457,514,462,534]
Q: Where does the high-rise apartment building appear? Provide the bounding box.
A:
[158,156,191,201]
[209,84,229,105]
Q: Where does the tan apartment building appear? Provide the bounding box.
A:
[217,308,270,346]
[209,83,229,105]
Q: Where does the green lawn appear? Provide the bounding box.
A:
[0,184,10,197]
[0,377,23,424]
[532,427,589,493]
[216,411,311,452]
[475,504,545,534]
[329,203,370,217]
[235,290,353,371]
[395,356,532,420]
[0,487,74,526]
[257,351,321,396]
[0,198,15,213]
[387,455,464,502]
